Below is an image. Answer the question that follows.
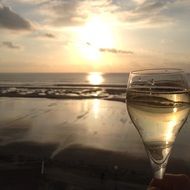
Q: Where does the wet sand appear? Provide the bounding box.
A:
[0,97,142,152]
[0,97,190,189]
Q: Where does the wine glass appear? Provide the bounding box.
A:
[126,68,190,179]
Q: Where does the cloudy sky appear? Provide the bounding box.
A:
[0,0,190,72]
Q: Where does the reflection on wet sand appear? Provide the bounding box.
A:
[0,97,190,159]
[0,98,142,152]
[0,97,190,189]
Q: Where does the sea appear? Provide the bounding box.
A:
[0,73,129,102]
[0,73,128,86]
[0,72,190,102]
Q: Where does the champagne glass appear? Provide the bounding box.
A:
[126,68,190,179]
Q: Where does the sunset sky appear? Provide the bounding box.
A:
[0,0,190,72]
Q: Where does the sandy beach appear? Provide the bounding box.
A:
[0,97,190,189]
[1,0,190,188]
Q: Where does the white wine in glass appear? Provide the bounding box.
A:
[126,69,190,179]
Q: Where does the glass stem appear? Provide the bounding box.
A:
[150,158,167,179]
[147,148,172,180]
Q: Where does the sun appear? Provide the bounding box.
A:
[83,15,114,48]
[78,15,115,61]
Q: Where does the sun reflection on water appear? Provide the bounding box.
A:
[87,72,104,85]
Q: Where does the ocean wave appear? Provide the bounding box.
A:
[0,86,126,102]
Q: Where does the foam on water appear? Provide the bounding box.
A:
[0,73,128,102]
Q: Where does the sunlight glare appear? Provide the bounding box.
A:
[165,119,177,142]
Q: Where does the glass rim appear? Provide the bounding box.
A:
[130,68,184,75]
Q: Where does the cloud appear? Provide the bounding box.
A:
[1,41,21,49]
[134,0,173,13]
[43,33,55,38]
[30,31,56,39]
[0,0,49,6]
[50,0,87,26]
[85,42,134,54]
[10,0,178,28]
[34,0,117,27]
[99,48,134,54]
[45,0,181,27]
[117,0,177,26]
[0,4,32,30]
[2,0,188,28]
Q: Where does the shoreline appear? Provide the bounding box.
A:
[0,86,126,102]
